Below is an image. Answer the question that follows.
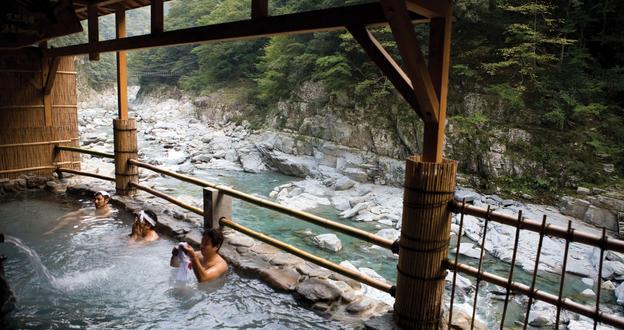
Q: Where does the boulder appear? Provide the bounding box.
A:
[583,205,617,231]
[259,267,301,291]
[296,278,342,302]
[615,282,624,305]
[334,176,356,191]
[313,233,342,252]
[560,197,590,220]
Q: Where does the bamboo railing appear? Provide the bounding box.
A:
[128,158,394,250]
[55,146,396,296]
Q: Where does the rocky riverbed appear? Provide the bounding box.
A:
[70,87,624,328]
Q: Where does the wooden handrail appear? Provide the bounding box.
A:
[55,146,115,159]
[220,218,394,294]
[449,200,624,254]
[57,167,115,182]
[129,159,394,251]
[129,182,203,215]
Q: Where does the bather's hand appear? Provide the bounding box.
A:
[180,243,195,257]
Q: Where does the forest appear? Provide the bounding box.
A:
[65,0,624,199]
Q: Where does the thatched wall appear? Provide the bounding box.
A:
[0,48,80,178]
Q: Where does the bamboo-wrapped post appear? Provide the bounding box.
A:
[394,155,457,329]
[113,118,137,196]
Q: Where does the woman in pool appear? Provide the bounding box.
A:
[128,210,159,243]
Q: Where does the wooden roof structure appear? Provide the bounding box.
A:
[2,0,452,163]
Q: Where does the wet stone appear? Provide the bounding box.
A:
[228,235,255,247]
[235,257,272,274]
[259,267,301,291]
[250,243,280,255]
[296,278,342,302]
[297,263,333,279]
[346,297,375,314]
[270,253,304,267]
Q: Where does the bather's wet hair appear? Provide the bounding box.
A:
[202,228,224,251]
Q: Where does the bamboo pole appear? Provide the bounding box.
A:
[113,118,138,196]
[0,162,80,175]
[55,145,114,159]
[57,167,114,182]
[394,155,457,329]
[129,159,394,250]
[220,218,393,293]
[0,138,77,148]
[449,200,624,254]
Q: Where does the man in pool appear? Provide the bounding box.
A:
[93,191,112,216]
[128,210,159,243]
[44,191,113,234]
[170,228,228,282]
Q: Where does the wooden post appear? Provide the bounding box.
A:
[115,4,128,120]
[422,8,453,163]
[88,3,99,61]
[113,118,138,196]
[151,0,164,33]
[394,155,457,329]
[203,187,232,230]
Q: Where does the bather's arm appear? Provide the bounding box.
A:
[170,247,180,267]
[180,245,227,282]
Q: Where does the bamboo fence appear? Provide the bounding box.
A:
[0,48,79,178]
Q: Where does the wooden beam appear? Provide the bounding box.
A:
[44,57,60,95]
[116,4,128,120]
[348,25,423,121]
[381,0,439,124]
[46,3,427,57]
[252,0,268,19]
[88,3,100,61]
[405,0,450,18]
[151,0,164,33]
[422,8,452,163]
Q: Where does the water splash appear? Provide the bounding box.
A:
[4,235,58,287]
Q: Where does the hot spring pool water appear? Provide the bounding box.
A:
[0,192,348,329]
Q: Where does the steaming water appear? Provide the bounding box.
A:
[0,192,348,329]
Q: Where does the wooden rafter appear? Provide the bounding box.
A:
[404,0,450,18]
[46,3,427,57]
[347,25,422,120]
[44,57,61,95]
[381,0,439,124]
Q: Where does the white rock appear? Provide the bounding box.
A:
[601,280,616,290]
[313,233,342,252]
[375,229,400,241]
[331,196,352,211]
[581,277,594,287]
[580,289,596,297]
[340,202,370,219]
[458,243,482,259]
[615,282,624,305]
[445,272,473,291]
[335,176,356,190]
[528,301,556,327]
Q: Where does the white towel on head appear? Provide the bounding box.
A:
[176,243,192,282]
